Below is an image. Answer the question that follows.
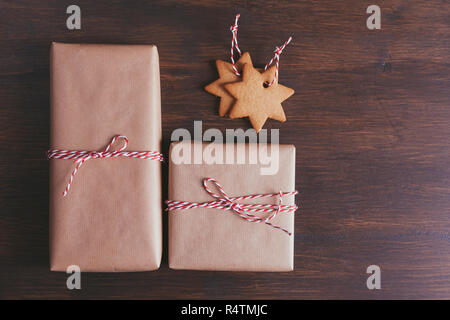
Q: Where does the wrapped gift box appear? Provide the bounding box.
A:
[168,141,296,271]
[49,42,162,272]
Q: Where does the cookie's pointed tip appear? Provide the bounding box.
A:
[204,83,216,95]
[250,118,265,133]
[236,52,253,70]
[241,52,251,59]
[254,124,265,133]
[284,88,295,101]
[218,101,230,117]
[215,59,226,67]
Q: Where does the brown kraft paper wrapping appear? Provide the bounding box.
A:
[49,42,162,272]
[168,141,296,271]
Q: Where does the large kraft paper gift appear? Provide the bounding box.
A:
[168,141,297,271]
[49,42,162,272]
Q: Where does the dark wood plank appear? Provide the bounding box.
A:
[0,0,449,299]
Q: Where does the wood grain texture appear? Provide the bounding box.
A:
[0,0,449,299]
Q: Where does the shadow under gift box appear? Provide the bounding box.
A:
[49,42,162,272]
[168,141,296,272]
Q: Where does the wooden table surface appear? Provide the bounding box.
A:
[1,0,449,299]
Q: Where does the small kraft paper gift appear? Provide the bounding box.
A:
[167,141,297,271]
[49,43,163,272]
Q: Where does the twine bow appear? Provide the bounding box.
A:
[166,178,298,235]
[47,135,163,197]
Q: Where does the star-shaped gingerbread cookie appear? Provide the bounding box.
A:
[225,63,295,132]
[204,53,275,117]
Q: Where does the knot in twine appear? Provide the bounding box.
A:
[166,178,298,236]
[47,135,163,197]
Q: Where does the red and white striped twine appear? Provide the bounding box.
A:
[264,36,293,86]
[166,178,298,236]
[228,13,292,86]
[47,135,163,197]
[230,13,242,76]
